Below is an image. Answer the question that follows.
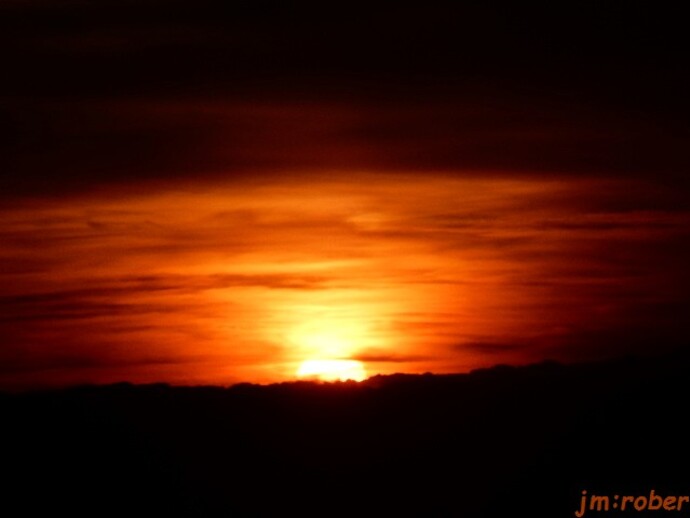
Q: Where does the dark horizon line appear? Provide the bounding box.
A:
[5,347,688,396]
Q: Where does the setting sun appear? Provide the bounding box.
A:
[297,359,367,382]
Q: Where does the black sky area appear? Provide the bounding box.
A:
[2,1,689,196]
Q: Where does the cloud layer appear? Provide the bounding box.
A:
[1,174,688,388]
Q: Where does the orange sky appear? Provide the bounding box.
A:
[2,1,689,390]
[2,172,688,389]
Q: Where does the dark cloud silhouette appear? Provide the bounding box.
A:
[0,352,186,375]
[353,352,433,364]
[2,1,689,196]
[0,272,332,324]
[3,96,689,198]
[459,341,525,354]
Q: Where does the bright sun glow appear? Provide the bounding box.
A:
[287,317,370,358]
[297,359,367,382]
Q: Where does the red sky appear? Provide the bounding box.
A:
[2,169,688,389]
[1,1,689,389]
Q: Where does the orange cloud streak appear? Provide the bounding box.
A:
[1,173,688,389]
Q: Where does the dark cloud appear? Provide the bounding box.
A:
[459,341,525,354]
[2,1,687,97]
[0,272,332,319]
[3,96,690,199]
[0,351,186,376]
[2,1,689,197]
[354,352,433,364]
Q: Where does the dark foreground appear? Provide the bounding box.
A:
[3,352,690,517]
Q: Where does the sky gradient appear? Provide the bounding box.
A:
[1,1,688,388]
[2,171,688,388]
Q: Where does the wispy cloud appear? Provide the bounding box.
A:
[1,174,688,387]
